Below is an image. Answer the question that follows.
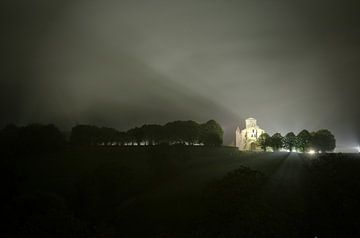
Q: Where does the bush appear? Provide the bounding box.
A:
[8,191,92,238]
[196,166,289,237]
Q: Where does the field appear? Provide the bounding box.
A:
[3,146,360,237]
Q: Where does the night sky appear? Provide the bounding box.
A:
[2,0,360,147]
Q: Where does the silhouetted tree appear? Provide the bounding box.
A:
[270,133,283,151]
[256,133,270,151]
[17,124,65,154]
[283,132,296,151]
[69,120,223,147]
[99,127,119,146]
[141,124,163,145]
[312,129,336,152]
[126,127,144,145]
[116,131,127,146]
[199,120,223,146]
[181,120,200,145]
[70,125,100,146]
[296,129,312,152]
[0,124,20,155]
[163,121,184,144]
[123,130,133,145]
[151,125,165,145]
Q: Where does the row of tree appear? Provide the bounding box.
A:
[0,120,224,155]
[70,120,224,146]
[256,129,336,152]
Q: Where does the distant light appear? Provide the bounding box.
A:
[308,150,316,155]
[357,146,360,153]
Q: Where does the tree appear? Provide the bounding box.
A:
[199,120,223,146]
[163,121,183,144]
[99,127,119,146]
[283,132,296,152]
[312,129,336,152]
[296,129,312,152]
[126,127,144,146]
[116,131,127,146]
[0,124,20,155]
[256,133,270,151]
[270,133,283,151]
[18,124,64,154]
[141,124,163,145]
[150,125,165,145]
[181,120,200,145]
[70,125,99,146]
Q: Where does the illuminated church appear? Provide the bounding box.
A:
[235,118,265,151]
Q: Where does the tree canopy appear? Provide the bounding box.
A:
[262,129,336,153]
[0,124,65,155]
[69,120,223,147]
[199,120,224,146]
[311,129,336,152]
[296,130,312,152]
[256,133,270,151]
[283,132,296,152]
[270,133,283,151]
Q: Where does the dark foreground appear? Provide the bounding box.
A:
[2,146,360,237]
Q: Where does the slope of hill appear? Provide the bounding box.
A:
[4,147,360,237]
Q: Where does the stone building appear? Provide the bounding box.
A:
[235,118,265,151]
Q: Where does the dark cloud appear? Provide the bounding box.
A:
[1,0,359,146]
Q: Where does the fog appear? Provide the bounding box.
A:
[2,0,359,146]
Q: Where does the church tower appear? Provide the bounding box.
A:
[235,118,265,151]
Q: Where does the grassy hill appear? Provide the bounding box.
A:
[3,146,360,237]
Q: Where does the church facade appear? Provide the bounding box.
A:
[235,118,265,151]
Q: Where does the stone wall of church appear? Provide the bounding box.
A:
[235,118,265,151]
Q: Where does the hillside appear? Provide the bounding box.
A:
[3,147,360,237]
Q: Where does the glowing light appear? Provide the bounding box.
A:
[308,150,316,155]
[357,146,360,153]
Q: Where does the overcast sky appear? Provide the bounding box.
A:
[2,0,360,146]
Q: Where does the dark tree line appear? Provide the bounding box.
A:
[70,120,224,147]
[0,124,65,155]
[257,129,336,152]
[0,120,223,156]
